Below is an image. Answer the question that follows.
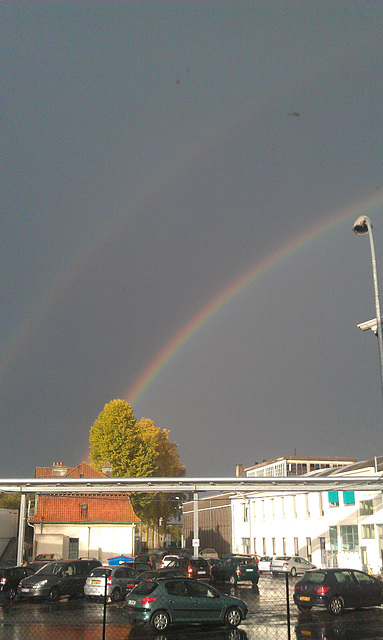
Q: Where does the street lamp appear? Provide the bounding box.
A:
[353,215,383,403]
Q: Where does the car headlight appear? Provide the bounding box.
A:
[33,580,48,588]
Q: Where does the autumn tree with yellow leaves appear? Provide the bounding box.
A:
[89,399,186,529]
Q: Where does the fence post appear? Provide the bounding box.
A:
[102,569,107,640]
[285,572,291,640]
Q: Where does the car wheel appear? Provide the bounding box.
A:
[225,606,242,628]
[150,611,170,631]
[290,567,297,577]
[327,596,344,615]
[150,610,170,631]
[229,574,237,585]
[110,587,121,602]
[8,587,17,601]
[48,586,60,602]
[297,604,312,612]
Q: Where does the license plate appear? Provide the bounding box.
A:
[21,588,29,593]
[245,569,252,572]
[91,580,101,584]
[128,599,136,605]
[300,596,310,601]
[197,571,205,575]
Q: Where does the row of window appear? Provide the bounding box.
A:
[329,494,374,516]
[242,494,375,522]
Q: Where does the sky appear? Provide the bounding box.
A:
[2,1,383,479]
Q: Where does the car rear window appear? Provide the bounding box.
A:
[236,558,256,567]
[89,567,111,578]
[131,580,158,595]
[300,571,326,584]
[191,559,208,568]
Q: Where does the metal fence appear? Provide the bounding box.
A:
[0,572,292,640]
[1,573,383,640]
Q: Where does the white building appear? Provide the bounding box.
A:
[231,456,383,574]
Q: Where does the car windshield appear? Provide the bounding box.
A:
[89,568,111,578]
[300,571,326,584]
[131,581,158,596]
[275,557,290,561]
[36,563,65,576]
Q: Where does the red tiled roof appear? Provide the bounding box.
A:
[30,493,140,524]
[66,462,105,478]
[35,461,106,479]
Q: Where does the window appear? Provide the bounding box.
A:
[329,526,338,550]
[361,524,375,539]
[343,491,355,505]
[282,538,286,554]
[68,538,79,559]
[318,492,324,516]
[328,491,339,507]
[294,537,299,555]
[262,538,266,555]
[242,502,249,522]
[305,494,310,518]
[340,525,359,551]
[272,538,276,555]
[306,537,312,561]
[360,500,374,516]
[242,538,250,554]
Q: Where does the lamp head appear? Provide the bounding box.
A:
[353,215,372,235]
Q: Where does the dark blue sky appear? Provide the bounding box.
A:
[1,1,383,477]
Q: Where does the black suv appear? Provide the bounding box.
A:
[0,565,34,600]
[18,558,102,601]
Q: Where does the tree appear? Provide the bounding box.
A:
[0,493,20,510]
[89,399,186,528]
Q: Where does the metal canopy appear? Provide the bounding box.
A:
[1,475,383,494]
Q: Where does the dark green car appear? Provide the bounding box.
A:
[123,576,247,631]
[211,556,259,586]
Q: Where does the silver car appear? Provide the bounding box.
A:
[84,565,140,602]
[270,556,316,576]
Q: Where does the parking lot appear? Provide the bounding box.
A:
[1,574,383,640]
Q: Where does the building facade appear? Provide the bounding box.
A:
[231,457,383,574]
[182,495,232,555]
[30,462,140,563]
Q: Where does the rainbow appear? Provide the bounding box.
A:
[126,191,383,405]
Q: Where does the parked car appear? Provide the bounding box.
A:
[293,568,383,615]
[211,556,259,586]
[134,555,153,569]
[18,558,102,601]
[133,568,184,585]
[270,556,316,576]
[123,576,248,631]
[85,565,140,601]
[0,565,34,600]
[167,556,212,582]
[258,556,275,573]
[123,561,152,573]
[199,548,219,559]
[161,554,179,568]
[33,554,62,562]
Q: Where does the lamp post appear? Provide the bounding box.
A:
[353,215,383,404]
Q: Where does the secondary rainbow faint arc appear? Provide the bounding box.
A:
[126,193,383,406]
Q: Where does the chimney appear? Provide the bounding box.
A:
[52,462,68,477]
[101,462,113,477]
[235,464,244,477]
